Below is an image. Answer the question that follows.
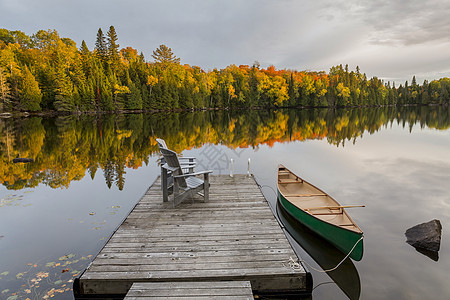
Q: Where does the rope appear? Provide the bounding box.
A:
[253,177,278,212]
[312,281,335,291]
[252,168,278,182]
[289,235,364,273]
[258,184,277,198]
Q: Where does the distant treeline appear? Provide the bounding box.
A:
[0,26,449,113]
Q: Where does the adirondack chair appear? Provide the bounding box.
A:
[159,147,212,207]
[156,138,196,202]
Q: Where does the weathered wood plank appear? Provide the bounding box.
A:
[99,244,293,253]
[92,254,291,265]
[126,211,275,219]
[124,281,253,299]
[96,248,293,259]
[117,223,283,232]
[125,297,250,300]
[129,281,252,289]
[88,260,295,272]
[121,219,278,226]
[106,235,287,244]
[112,228,282,237]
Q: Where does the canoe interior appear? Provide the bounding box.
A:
[277,166,362,234]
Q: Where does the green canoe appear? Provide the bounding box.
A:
[277,165,364,261]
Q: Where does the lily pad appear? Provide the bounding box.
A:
[58,254,76,261]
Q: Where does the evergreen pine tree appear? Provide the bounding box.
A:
[404,81,409,103]
[247,66,259,107]
[19,65,42,111]
[79,80,95,110]
[106,26,120,72]
[288,73,295,106]
[141,82,151,110]
[150,82,162,109]
[124,72,143,109]
[0,67,12,110]
[80,40,92,77]
[95,28,107,63]
[412,76,417,87]
[152,44,180,64]
[100,77,114,111]
[80,40,90,55]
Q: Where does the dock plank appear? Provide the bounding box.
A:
[124,281,253,299]
[75,175,310,298]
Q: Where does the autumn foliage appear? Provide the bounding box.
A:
[1,27,449,113]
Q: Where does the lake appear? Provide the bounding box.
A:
[0,106,449,299]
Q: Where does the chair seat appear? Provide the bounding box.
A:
[185,176,204,189]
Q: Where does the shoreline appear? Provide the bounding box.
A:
[1,103,447,118]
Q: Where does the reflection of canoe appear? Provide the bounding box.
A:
[277,201,361,300]
[277,165,364,261]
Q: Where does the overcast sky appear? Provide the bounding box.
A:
[1,0,450,84]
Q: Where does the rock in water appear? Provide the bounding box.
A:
[405,219,442,252]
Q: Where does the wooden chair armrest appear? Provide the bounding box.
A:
[179,162,196,167]
[179,157,196,160]
[174,170,213,178]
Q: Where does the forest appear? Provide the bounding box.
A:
[0,106,449,190]
[1,26,449,113]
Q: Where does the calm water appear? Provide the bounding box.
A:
[0,107,449,299]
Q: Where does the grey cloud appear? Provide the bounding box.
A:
[335,0,450,46]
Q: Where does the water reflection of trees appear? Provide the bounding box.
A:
[0,106,449,190]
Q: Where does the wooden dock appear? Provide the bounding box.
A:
[74,175,311,298]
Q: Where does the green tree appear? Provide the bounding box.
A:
[0,66,12,110]
[79,40,92,76]
[152,44,180,64]
[288,73,296,106]
[19,65,42,111]
[95,28,107,63]
[106,26,120,72]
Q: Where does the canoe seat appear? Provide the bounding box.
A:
[278,179,302,183]
[286,194,326,197]
[309,211,343,215]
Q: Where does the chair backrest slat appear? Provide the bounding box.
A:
[160,148,187,188]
